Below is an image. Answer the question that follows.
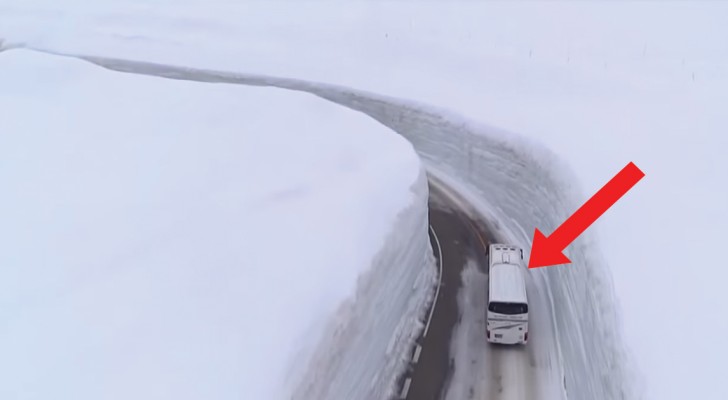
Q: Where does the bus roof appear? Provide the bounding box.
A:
[489,263,528,304]
[488,244,522,269]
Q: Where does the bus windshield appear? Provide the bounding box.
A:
[488,301,528,315]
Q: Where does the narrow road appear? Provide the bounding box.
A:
[398,181,498,400]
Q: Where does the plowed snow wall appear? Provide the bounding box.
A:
[290,166,437,400]
[312,88,636,400]
[63,55,636,400]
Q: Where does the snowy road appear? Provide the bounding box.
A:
[407,179,542,400]
[400,182,496,400]
[26,50,559,399]
[399,184,483,400]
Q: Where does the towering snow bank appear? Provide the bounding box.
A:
[307,88,636,400]
[293,165,435,400]
[0,49,433,400]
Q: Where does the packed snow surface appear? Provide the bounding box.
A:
[0,49,433,400]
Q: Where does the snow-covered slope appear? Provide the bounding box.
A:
[0,49,434,400]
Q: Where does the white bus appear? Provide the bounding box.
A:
[486,243,529,345]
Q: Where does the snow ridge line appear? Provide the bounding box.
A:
[0,39,24,52]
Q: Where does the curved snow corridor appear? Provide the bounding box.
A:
[62,53,633,399]
[0,46,636,399]
[7,3,728,398]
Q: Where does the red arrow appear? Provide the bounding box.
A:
[528,162,645,269]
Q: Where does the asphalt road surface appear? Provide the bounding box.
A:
[396,181,498,400]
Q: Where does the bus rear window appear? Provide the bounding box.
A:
[488,302,528,315]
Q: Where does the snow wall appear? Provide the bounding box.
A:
[311,86,637,400]
[57,55,636,400]
[232,76,634,400]
[309,86,638,400]
[0,48,437,400]
[290,166,437,400]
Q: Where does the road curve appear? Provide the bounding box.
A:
[401,180,540,400]
[36,51,549,400]
[397,181,497,400]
